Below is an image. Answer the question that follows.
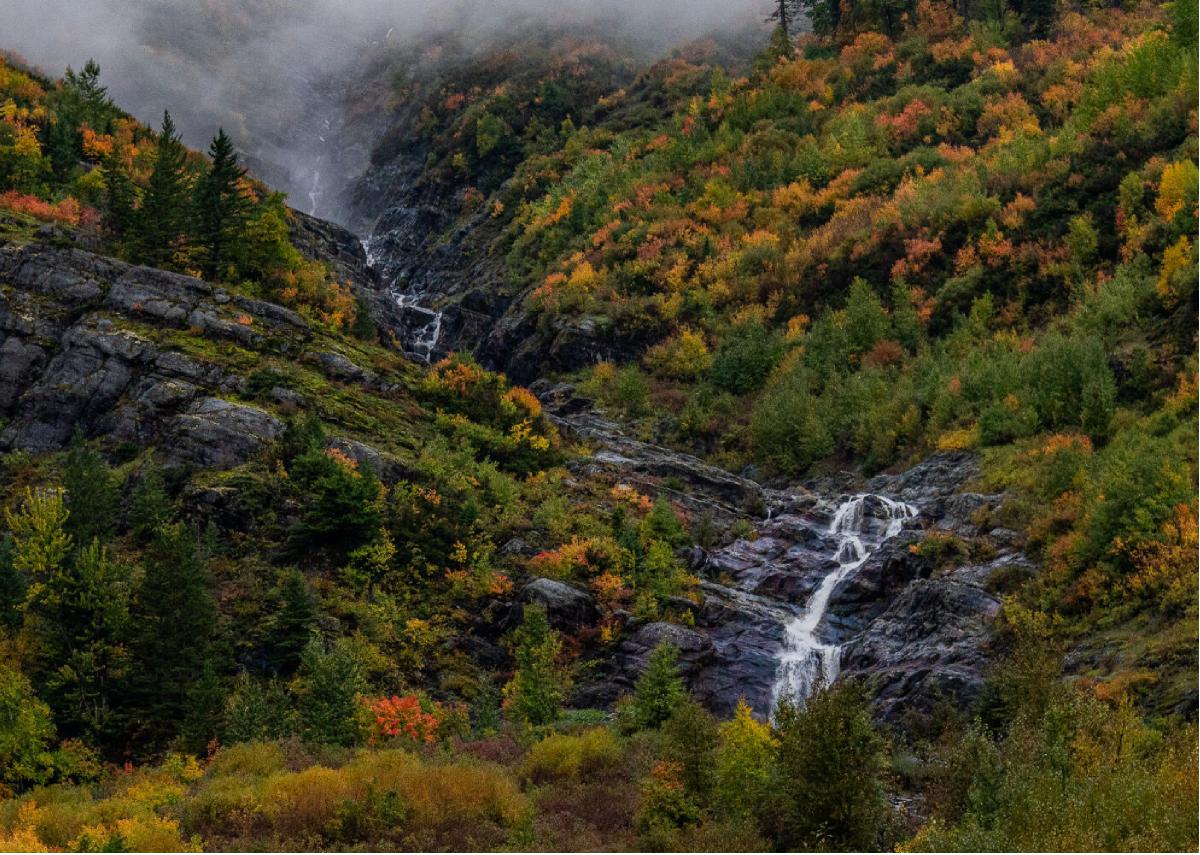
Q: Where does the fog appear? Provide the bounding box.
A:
[0,0,761,225]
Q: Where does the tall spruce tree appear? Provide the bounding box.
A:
[62,432,118,547]
[631,640,687,729]
[193,128,250,280]
[502,605,568,727]
[135,111,191,269]
[130,523,216,747]
[34,541,130,746]
[102,149,138,245]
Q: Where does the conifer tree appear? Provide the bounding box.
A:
[130,523,216,746]
[62,432,118,547]
[128,465,172,542]
[632,640,687,729]
[295,637,364,746]
[35,541,130,744]
[503,605,567,727]
[135,111,191,269]
[770,680,887,850]
[265,569,317,675]
[101,149,138,244]
[193,128,250,280]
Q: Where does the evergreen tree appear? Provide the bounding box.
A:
[130,523,216,747]
[62,433,118,547]
[767,0,804,50]
[193,128,250,280]
[502,605,567,727]
[101,149,138,244]
[295,637,364,746]
[135,111,191,269]
[769,680,887,850]
[224,672,292,744]
[0,664,57,792]
[34,541,130,745]
[660,697,719,802]
[0,538,24,634]
[265,569,317,675]
[179,660,225,754]
[128,465,172,542]
[631,640,687,730]
[5,487,71,583]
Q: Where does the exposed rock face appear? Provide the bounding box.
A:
[163,398,284,469]
[0,240,402,476]
[518,578,600,632]
[544,390,1034,724]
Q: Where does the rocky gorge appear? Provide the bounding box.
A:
[517,383,1030,722]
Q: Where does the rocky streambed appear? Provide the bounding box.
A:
[526,382,1036,723]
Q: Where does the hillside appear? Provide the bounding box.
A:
[0,2,1197,852]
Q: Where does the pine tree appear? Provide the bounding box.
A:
[35,541,130,745]
[265,569,317,675]
[128,465,172,542]
[770,680,887,850]
[502,605,567,727]
[130,523,216,747]
[5,487,71,582]
[62,432,118,547]
[193,128,250,280]
[295,637,364,746]
[135,111,191,269]
[632,640,687,730]
[101,149,138,244]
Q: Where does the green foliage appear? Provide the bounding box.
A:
[770,681,888,850]
[711,321,786,395]
[224,673,293,745]
[130,523,216,747]
[631,641,687,730]
[193,128,250,279]
[134,111,192,269]
[503,605,567,728]
[62,435,118,547]
[265,569,317,675]
[5,486,71,580]
[295,637,365,747]
[30,540,130,744]
[287,449,384,557]
[128,465,173,542]
[0,663,56,791]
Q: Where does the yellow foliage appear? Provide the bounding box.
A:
[1154,161,1198,222]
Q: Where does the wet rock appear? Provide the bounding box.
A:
[840,576,1001,722]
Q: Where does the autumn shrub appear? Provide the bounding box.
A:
[520,727,623,783]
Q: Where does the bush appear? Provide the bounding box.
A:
[520,728,623,783]
[711,321,786,394]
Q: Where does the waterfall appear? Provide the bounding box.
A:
[360,236,444,363]
[769,494,915,711]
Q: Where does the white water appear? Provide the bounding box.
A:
[360,236,444,363]
[770,494,915,710]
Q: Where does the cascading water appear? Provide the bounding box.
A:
[361,236,443,363]
[770,494,915,710]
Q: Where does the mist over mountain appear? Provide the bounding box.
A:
[1,0,762,221]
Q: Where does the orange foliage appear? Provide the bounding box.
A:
[0,190,84,225]
[366,694,440,745]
